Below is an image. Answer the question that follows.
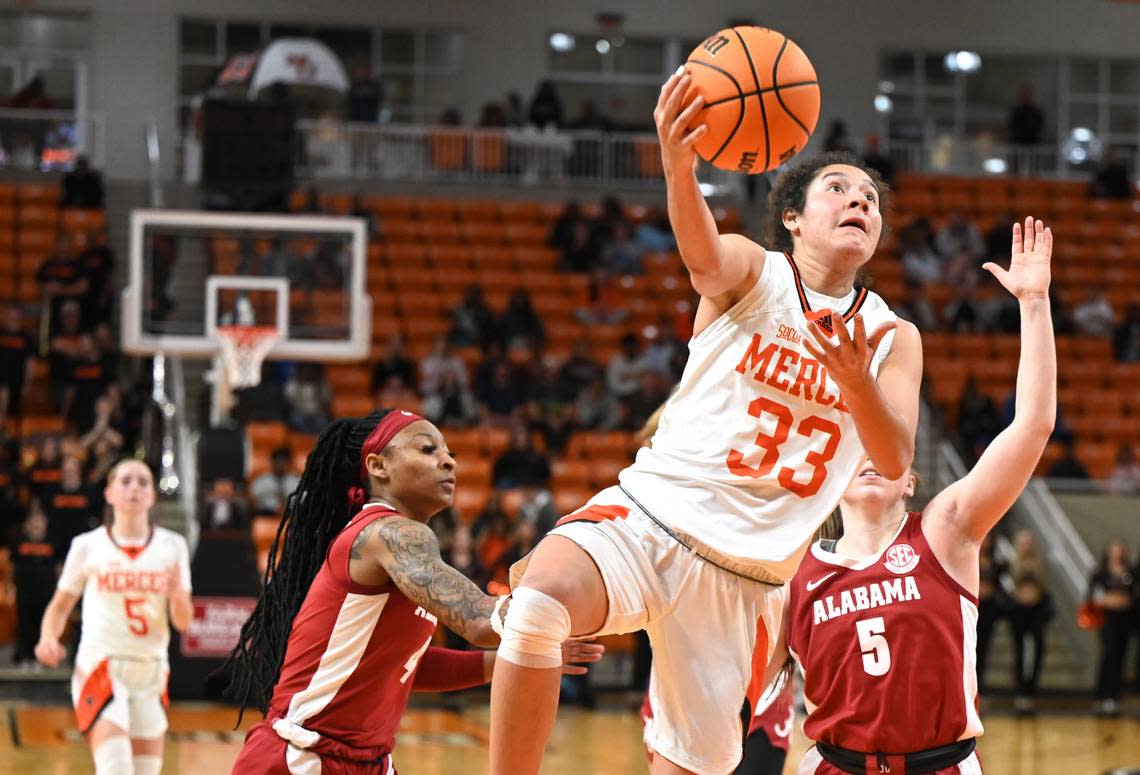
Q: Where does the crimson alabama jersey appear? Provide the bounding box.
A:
[267,502,439,754]
[749,678,795,751]
[58,525,192,661]
[787,512,983,753]
[621,251,897,581]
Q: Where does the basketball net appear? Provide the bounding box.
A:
[214,325,279,420]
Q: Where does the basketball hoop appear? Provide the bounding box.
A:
[216,325,280,389]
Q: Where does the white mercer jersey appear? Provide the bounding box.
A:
[620,250,897,582]
[59,525,192,661]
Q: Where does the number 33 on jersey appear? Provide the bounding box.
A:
[620,251,897,582]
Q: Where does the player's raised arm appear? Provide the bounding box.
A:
[356,515,500,648]
[655,70,759,300]
[927,217,1056,542]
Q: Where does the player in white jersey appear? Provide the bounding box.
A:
[489,70,923,775]
[36,459,193,775]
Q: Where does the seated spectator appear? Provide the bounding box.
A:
[478,101,507,128]
[472,494,515,588]
[528,80,564,129]
[0,303,31,423]
[607,333,646,399]
[899,220,943,285]
[63,335,111,432]
[575,268,628,325]
[600,221,643,275]
[1072,288,1116,338]
[504,91,525,128]
[1091,149,1133,199]
[1049,287,1074,336]
[1112,304,1140,362]
[641,318,684,380]
[893,280,939,331]
[251,447,301,515]
[861,132,895,185]
[575,374,624,430]
[200,477,250,533]
[370,334,416,396]
[558,220,602,273]
[27,435,63,501]
[499,289,546,350]
[93,323,120,383]
[955,377,1001,461]
[934,210,986,285]
[47,300,83,409]
[46,455,98,554]
[83,435,121,490]
[476,358,526,424]
[1048,439,1090,480]
[633,212,676,254]
[59,155,104,209]
[449,284,499,348]
[623,371,671,431]
[943,280,982,333]
[984,212,1017,264]
[375,374,420,412]
[349,194,380,239]
[548,202,585,255]
[423,370,479,427]
[419,335,469,396]
[823,119,852,152]
[283,363,333,434]
[491,423,551,489]
[1106,444,1140,495]
[36,234,89,334]
[557,339,602,398]
[526,356,575,454]
[13,505,57,668]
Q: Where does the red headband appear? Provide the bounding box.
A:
[347,410,425,509]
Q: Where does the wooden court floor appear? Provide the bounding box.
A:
[2,702,1139,774]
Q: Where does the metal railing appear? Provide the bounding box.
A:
[0,107,105,171]
[293,119,743,193]
[888,137,1137,181]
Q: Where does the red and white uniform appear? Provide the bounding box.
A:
[787,512,983,774]
[749,678,795,751]
[233,503,484,775]
[58,525,192,736]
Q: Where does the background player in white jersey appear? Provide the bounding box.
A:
[766,218,1055,774]
[490,71,924,775]
[35,459,193,775]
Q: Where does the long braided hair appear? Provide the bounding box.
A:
[224,409,392,721]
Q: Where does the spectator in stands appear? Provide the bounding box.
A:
[943,280,983,333]
[78,394,125,457]
[46,300,83,409]
[1072,287,1117,338]
[1048,438,1090,480]
[893,280,939,332]
[984,212,1017,265]
[528,80,564,129]
[526,356,575,454]
[641,318,684,381]
[607,332,645,399]
[955,377,1001,462]
[1088,538,1135,716]
[632,211,677,254]
[1091,148,1133,200]
[297,185,324,214]
[46,455,97,555]
[423,370,479,427]
[1112,304,1140,362]
[450,284,499,348]
[36,236,89,337]
[574,375,622,431]
[420,335,470,396]
[346,59,383,123]
[438,106,462,126]
[478,102,508,128]
[1008,529,1053,715]
[83,435,120,490]
[13,504,56,669]
[59,155,104,209]
[976,533,1009,696]
[1009,85,1045,147]
[492,423,551,490]
[476,356,526,424]
[504,91,526,127]
[63,335,110,432]
[472,494,515,589]
[575,268,627,325]
[0,303,31,425]
[1049,287,1074,336]
[548,201,585,255]
[1106,444,1140,495]
[283,363,333,434]
[600,221,643,275]
[200,477,250,534]
[375,375,420,414]
[822,119,852,153]
[370,334,416,397]
[557,339,602,398]
[251,447,301,516]
[861,132,895,186]
[0,438,22,547]
[93,323,119,383]
[559,219,603,274]
[935,210,986,285]
[349,195,380,239]
[499,289,546,350]
[899,219,943,286]
[27,435,63,502]
[623,371,670,432]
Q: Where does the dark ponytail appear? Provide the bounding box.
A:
[224,410,392,722]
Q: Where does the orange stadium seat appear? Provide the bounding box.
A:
[458,457,493,490]
[429,131,468,171]
[553,488,593,517]
[498,201,543,224]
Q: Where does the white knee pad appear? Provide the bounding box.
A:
[133,754,162,775]
[496,587,571,669]
[93,735,133,775]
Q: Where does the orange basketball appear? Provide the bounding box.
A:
[684,26,820,174]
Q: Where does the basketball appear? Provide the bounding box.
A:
[684,26,820,174]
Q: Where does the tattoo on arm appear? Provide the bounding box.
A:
[373,518,494,641]
[349,521,378,560]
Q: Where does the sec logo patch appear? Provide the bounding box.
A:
[884,543,919,574]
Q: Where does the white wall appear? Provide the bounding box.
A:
[6,0,1138,179]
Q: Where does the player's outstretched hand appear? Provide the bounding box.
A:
[35,637,66,668]
[560,638,605,676]
[803,311,896,392]
[654,69,707,176]
[983,216,1053,301]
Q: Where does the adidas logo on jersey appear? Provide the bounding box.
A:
[812,576,922,625]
